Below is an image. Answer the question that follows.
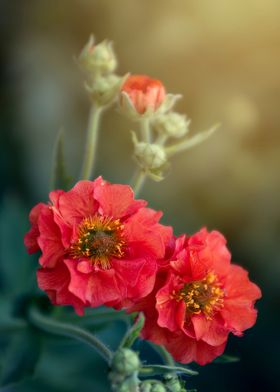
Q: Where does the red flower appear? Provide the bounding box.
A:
[120,74,166,116]
[130,229,261,365]
[24,177,172,315]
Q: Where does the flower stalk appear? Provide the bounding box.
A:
[28,306,113,363]
[131,169,146,197]
[140,118,151,143]
[80,105,103,180]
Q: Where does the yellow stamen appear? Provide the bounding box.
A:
[70,215,125,269]
[175,273,224,319]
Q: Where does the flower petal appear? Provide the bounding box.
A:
[64,259,121,307]
[95,182,146,219]
[37,262,85,315]
[37,206,65,268]
[24,203,45,254]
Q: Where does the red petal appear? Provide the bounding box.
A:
[95,182,146,219]
[24,203,45,254]
[37,262,85,315]
[112,257,157,306]
[191,314,229,346]
[64,259,121,307]
[56,180,99,226]
[221,265,261,333]
[156,274,182,332]
[188,228,231,279]
[124,209,172,259]
[37,206,65,268]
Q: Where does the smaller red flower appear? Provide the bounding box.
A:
[130,229,261,365]
[24,177,172,315]
[120,74,166,116]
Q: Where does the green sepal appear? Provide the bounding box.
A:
[213,354,240,364]
[120,312,145,349]
[140,365,198,377]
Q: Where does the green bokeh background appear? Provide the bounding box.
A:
[1,1,279,391]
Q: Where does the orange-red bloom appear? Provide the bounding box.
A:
[130,229,261,365]
[120,74,166,115]
[24,177,172,315]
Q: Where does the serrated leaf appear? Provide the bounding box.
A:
[213,354,240,364]
[0,329,41,386]
[50,128,72,191]
[120,313,145,348]
[140,364,198,377]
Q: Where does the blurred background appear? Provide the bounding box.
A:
[0,0,279,391]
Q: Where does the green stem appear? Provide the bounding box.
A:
[130,169,146,197]
[140,118,151,143]
[28,306,113,363]
[58,309,128,325]
[80,105,103,180]
[152,343,176,367]
[155,133,168,146]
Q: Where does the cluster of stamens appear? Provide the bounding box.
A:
[70,215,125,269]
[174,273,224,319]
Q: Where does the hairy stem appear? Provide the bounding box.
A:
[152,343,176,367]
[140,118,151,143]
[29,306,113,363]
[80,105,103,180]
[130,169,146,197]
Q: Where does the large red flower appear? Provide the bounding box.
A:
[130,228,261,365]
[24,177,172,315]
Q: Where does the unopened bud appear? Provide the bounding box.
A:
[85,74,126,106]
[153,112,190,139]
[117,374,140,392]
[78,35,117,75]
[119,74,166,120]
[163,374,184,392]
[111,348,140,376]
[140,382,167,392]
[134,142,167,171]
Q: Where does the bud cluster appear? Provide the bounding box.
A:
[78,35,217,183]
[78,34,125,107]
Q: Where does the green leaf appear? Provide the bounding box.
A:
[213,354,240,364]
[140,364,198,377]
[0,329,41,386]
[50,128,72,191]
[120,313,145,348]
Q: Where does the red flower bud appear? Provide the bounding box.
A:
[120,75,166,117]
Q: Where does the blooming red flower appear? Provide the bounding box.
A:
[24,177,172,315]
[130,229,261,365]
[120,74,166,115]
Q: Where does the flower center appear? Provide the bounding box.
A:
[70,215,125,269]
[175,273,224,319]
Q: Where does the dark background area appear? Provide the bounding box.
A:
[0,1,279,391]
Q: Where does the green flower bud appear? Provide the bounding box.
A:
[111,348,140,376]
[134,142,167,171]
[140,382,166,392]
[85,74,127,106]
[78,35,117,76]
[117,374,140,392]
[163,374,187,392]
[153,112,190,139]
